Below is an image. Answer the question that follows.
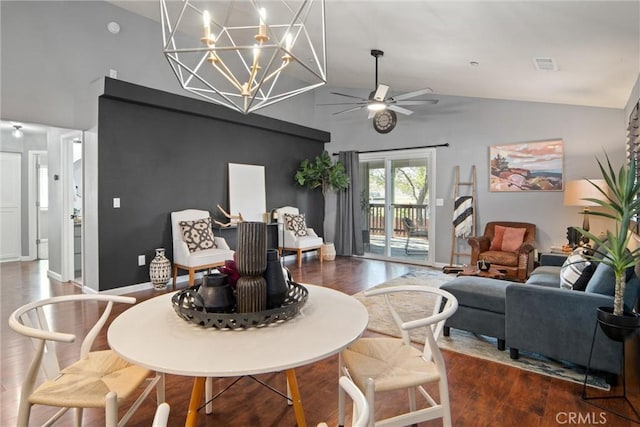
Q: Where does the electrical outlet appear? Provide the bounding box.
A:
[138,255,145,266]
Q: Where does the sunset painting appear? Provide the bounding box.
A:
[489,140,563,192]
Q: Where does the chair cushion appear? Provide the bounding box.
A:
[342,337,440,392]
[283,213,308,237]
[180,217,216,252]
[479,250,518,267]
[179,247,233,267]
[490,225,526,252]
[286,235,323,250]
[29,350,151,408]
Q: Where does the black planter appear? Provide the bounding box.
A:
[596,306,640,342]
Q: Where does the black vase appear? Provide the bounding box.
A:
[264,249,288,309]
[198,273,235,313]
[596,306,640,342]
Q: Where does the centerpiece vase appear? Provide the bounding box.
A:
[264,249,288,308]
[235,222,267,313]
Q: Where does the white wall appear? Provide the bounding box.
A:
[315,87,626,263]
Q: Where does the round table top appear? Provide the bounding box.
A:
[107,284,369,377]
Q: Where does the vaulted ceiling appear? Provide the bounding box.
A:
[109,0,640,109]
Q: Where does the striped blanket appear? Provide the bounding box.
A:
[453,196,473,238]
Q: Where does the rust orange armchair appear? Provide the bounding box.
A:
[468,221,536,282]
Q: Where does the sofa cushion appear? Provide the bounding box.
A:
[585,252,634,296]
[179,217,216,252]
[489,225,526,252]
[560,251,591,290]
[529,265,562,276]
[526,273,562,288]
[572,263,597,292]
[441,277,510,314]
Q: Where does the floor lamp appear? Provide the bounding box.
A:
[564,179,608,247]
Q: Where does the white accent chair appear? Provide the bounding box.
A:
[8,294,165,427]
[171,209,234,287]
[275,206,323,267]
[339,286,458,427]
[317,376,370,427]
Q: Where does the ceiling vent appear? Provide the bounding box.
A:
[533,57,558,71]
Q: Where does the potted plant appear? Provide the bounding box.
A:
[294,150,350,260]
[577,152,640,341]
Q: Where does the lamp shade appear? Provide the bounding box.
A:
[563,179,608,207]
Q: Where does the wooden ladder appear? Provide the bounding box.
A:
[444,165,477,272]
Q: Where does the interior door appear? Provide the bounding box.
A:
[360,149,435,265]
[0,152,21,261]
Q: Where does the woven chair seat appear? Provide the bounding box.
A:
[30,350,151,408]
[342,337,440,392]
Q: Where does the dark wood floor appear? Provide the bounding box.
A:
[2,257,639,426]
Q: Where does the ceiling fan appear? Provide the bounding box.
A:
[322,49,439,133]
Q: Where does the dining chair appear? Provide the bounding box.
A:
[8,294,165,427]
[151,402,170,427]
[317,376,369,427]
[339,286,458,427]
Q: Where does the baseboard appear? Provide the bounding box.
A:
[21,255,37,261]
[47,270,63,281]
[96,272,204,295]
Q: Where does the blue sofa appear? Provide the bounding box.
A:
[506,254,640,377]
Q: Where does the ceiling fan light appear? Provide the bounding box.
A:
[367,102,386,112]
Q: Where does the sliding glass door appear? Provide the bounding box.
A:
[360,148,435,265]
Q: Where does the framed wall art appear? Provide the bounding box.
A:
[489,139,563,192]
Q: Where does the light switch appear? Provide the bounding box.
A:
[138,255,145,266]
[436,198,444,206]
[113,198,120,208]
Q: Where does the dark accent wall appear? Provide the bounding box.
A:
[98,79,328,291]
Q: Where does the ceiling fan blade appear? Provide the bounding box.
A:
[333,105,367,115]
[388,105,414,116]
[394,99,439,106]
[318,102,369,106]
[391,88,434,101]
[373,84,389,102]
[331,92,368,101]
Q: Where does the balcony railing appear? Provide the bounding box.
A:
[365,203,428,236]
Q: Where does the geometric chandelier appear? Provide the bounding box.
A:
[160,0,327,114]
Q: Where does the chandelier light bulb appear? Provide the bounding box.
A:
[203,10,211,36]
[285,33,293,50]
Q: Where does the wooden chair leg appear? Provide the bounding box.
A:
[297,249,303,267]
[318,246,323,263]
[188,269,195,286]
[172,266,178,289]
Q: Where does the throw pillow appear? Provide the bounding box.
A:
[560,249,591,290]
[490,225,526,252]
[283,213,308,237]
[180,217,216,252]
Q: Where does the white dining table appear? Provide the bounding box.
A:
[107,284,369,427]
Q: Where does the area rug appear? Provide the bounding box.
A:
[353,269,610,390]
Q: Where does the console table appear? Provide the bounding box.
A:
[216,222,279,250]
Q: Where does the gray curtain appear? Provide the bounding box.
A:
[335,151,364,255]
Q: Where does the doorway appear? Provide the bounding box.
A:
[60,132,83,285]
[360,149,435,265]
